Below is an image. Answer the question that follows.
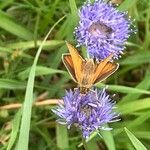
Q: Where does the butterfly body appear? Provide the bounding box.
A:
[78,59,95,93]
[62,42,119,94]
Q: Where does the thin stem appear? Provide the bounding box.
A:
[82,136,88,150]
[0,99,63,110]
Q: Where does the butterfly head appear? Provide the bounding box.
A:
[79,86,90,94]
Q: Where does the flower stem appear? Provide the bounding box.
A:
[82,136,88,150]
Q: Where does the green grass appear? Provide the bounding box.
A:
[0,0,150,150]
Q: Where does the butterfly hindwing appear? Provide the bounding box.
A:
[94,62,119,83]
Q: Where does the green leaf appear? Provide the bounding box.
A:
[6,40,64,50]
[118,0,137,11]
[119,71,150,104]
[86,131,99,142]
[120,52,150,65]
[33,127,54,149]
[69,0,78,23]
[0,0,14,9]
[118,98,150,114]
[18,66,65,80]
[78,131,98,149]
[86,139,99,150]
[55,15,75,39]
[0,10,33,40]
[114,111,150,135]
[80,131,100,150]
[0,79,26,90]
[97,83,150,95]
[135,131,150,140]
[101,126,116,150]
[61,0,79,40]
[16,46,39,150]
[56,123,69,150]
[0,46,13,53]
[7,110,22,150]
[124,128,147,150]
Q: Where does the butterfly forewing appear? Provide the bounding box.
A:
[62,54,77,82]
[66,42,84,83]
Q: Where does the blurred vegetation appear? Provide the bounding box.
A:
[0,0,150,150]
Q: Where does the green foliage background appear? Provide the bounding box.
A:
[0,0,150,150]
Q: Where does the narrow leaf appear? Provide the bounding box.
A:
[6,40,64,50]
[16,16,66,150]
[101,126,116,150]
[18,66,65,80]
[135,131,150,140]
[118,98,150,114]
[120,52,150,65]
[97,83,150,95]
[69,0,78,23]
[56,123,69,150]
[0,10,33,40]
[7,110,22,150]
[125,128,147,150]
[0,79,26,90]
[120,72,150,104]
[118,0,137,11]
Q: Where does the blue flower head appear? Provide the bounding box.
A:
[52,88,119,138]
[75,0,133,60]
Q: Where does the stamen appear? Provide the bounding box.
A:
[81,105,92,117]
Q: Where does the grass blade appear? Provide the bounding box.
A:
[118,0,137,11]
[120,71,150,104]
[124,128,147,150]
[114,111,150,135]
[118,98,150,114]
[18,66,65,80]
[7,110,22,150]
[0,79,26,90]
[120,52,150,65]
[97,83,150,95]
[0,10,33,40]
[69,0,78,23]
[101,126,116,150]
[16,16,66,150]
[135,131,150,140]
[56,123,69,150]
[5,40,64,50]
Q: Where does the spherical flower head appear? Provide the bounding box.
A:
[52,88,119,138]
[75,0,133,60]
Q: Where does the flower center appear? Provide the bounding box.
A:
[88,22,112,37]
[81,105,92,118]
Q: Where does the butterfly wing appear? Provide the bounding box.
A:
[62,54,77,82]
[66,42,85,83]
[93,54,119,83]
[94,62,119,83]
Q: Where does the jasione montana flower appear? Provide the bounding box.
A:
[52,88,119,138]
[75,0,133,60]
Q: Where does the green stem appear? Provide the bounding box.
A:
[82,136,88,150]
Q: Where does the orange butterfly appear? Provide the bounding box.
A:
[62,42,119,94]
